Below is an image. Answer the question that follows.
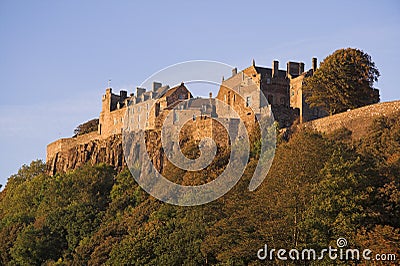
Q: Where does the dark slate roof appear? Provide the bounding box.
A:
[254,66,287,78]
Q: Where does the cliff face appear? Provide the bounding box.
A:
[46,100,400,175]
[47,134,125,175]
[46,118,225,176]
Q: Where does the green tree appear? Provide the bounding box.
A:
[304,48,380,115]
[73,118,99,136]
[301,146,378,252]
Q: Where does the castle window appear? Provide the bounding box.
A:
[233,94,236,102]
[267,78,271,84]
[224,94,227,102]
[114,118,118,125]
[246,96,251,107]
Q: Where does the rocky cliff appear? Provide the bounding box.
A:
[46,100,400,175]
[47,134,125,175]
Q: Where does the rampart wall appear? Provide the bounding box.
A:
[302,100,400,139]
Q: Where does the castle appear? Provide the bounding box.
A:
[97,57,324,138]
[46,58,327,174]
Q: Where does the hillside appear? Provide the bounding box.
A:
[0,104,399,265]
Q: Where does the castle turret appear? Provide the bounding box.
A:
[102,88,113,112]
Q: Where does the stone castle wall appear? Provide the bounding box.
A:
[46,100,400,175]
[302,100,400,139]
[46,115,237,175]
[46,131,100,163]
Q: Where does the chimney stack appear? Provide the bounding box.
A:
[232,67,237,77]
[272,60,279,78]
[312,57,317,72]
[299,62,305,74]
[153,82,162,92]
[136,87,146,98]
[120,90,127,100]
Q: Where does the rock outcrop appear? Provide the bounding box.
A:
[46,100,400,175]
[47,134,125,175]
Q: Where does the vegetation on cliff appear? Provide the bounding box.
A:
[0,113,399,265]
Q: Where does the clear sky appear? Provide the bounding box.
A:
[0,0,399,187]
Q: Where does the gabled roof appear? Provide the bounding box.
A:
[162,82,188,98]
[154,85,170,97]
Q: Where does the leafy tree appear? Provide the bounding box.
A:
[202,130,334,265]
[10,224,65,265]
[304,48,380,115]
[356,113,400,229]
[1,116,399,265]
[0,160,48,265]
[356,225,400,260]
[301,147,377,249]
[73,118,99,136]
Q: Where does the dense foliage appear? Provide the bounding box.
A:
[303,48,380,115]
[73,118,99,136]
[0,113,399,265]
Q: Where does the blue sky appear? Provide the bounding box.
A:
[0,0,399,186]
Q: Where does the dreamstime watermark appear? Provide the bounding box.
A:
[122,60,276,206]
[257,238,397,262]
